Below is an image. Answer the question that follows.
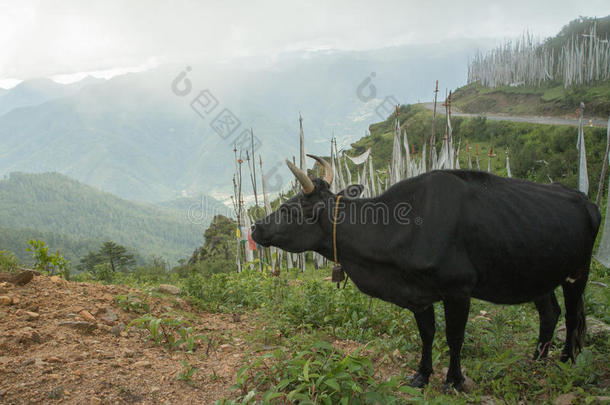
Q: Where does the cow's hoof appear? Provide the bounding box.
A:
[532,351,548,361]
[409,372,430,388]
[443,380,465,393]
[532,342,551,360]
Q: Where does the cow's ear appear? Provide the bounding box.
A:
[338,184,364,198]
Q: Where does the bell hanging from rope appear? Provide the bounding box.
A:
[332,263,345,287]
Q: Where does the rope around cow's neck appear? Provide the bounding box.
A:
[332,194,348,289]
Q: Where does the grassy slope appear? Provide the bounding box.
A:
[348,104,608,201]
[451,81,610,118]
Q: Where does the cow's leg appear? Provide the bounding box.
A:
[560,269,589,362]
[532,291,561,360]
[443,297,470,391]
[410,305,435,388]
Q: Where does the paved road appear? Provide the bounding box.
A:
[420,102,608,128]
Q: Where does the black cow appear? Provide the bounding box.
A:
[252,155,601,390]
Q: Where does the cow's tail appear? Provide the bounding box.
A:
[574,294,587,355]
[562,262,589,362]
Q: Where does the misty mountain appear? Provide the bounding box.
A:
[0,76,105,116]
[0,42,481,202]
[0,172,224,264]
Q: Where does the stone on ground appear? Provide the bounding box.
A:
[157,284,180,295]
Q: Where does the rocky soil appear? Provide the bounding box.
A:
[0,273,254,404]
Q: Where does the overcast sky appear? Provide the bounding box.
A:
[1,0,608,87]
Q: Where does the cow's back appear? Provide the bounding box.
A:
[443,170,599,303]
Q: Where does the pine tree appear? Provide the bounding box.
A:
[77,241,136,273]
[99,241,136,273]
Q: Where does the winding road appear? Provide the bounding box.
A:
[420,102,608,128]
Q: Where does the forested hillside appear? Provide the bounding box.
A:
[0,225,103,265]
[0,172,211,264]
[544,16,610,55]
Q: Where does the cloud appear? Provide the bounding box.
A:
[1,0,608,81]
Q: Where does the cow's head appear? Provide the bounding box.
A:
[252,154,362,253]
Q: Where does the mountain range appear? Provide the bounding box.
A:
[0,76,105,116]
[0,41,482,203]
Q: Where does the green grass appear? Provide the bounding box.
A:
[540,86,567,102]
[452,81,610,118]
[220,339,420,404]
[174,260,610,404]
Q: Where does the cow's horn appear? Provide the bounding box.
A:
[286,160,315,194]
[306,154,333,186]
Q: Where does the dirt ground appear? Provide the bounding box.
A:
[0,273,256,404]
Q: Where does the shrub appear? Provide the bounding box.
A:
[26,239,71,279]
[183,270,280,312]
[0,250,20,273]
[127,314,208,352]
[92,263,113,283]
[114,294,150,314]
[183,270,418,350]
[178,360,199,384]
[222,339,419,404]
